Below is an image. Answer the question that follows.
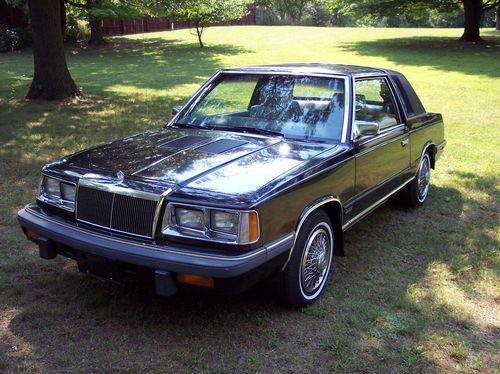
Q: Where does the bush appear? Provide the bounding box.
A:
[64,17,90,43]
[0,27,25,53]
[306,2,331,26]
[64,16,80,43]
[77,20,91,41]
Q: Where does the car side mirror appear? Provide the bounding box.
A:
[171,106,182,116]
[355,94,366,112]
[353,120,380,140]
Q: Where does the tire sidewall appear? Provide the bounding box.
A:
[411,152,431,207]
[283,211,334,308]
[416,153,431,204]
[298,221,334,301]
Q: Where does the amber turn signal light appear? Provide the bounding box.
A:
[24,228,40,241]
[247,211,259,243]
[177,273,214,288]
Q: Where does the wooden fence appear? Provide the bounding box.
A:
[102,7,257,35]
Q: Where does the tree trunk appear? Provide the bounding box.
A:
[26,0,80,100]
[460,0,483,42]
[60,0,66,37]
[195,21,204,48]
[88,16,107,45]
[496,4,500,30]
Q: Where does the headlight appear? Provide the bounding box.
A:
[211,210,239,234]
[39,176,76,212]
[43,177,60,197]
[163,204,259,244]
[175,207,205,231]
[60,182,76,202]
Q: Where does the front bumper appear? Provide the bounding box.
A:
[17,204,294,279]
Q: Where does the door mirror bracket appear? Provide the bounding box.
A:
[353,120,380,140]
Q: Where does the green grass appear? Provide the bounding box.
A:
[0,26,499,373]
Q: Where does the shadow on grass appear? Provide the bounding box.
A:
[0,39,254,226]
[340,36,500,78]
[1,182,498,371]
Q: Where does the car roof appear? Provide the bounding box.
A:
[221,63,387,77]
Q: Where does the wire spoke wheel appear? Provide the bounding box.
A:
[299,224,333,298]
[417,154,431,202]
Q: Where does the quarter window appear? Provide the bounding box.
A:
[355,78,398,129]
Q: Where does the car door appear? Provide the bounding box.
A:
[347,76,411,221]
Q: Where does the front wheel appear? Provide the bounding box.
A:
[401,152,431,207]
[273,210,334,309]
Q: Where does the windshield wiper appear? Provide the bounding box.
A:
[212,126,283,138]
[172,123,206,129]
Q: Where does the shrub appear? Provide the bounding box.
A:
[65,16,80,43]
[64,17,90,43]
[77,20,90,41]
[0,27,25,52]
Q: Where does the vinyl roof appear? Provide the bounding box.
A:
[222,63,387,76]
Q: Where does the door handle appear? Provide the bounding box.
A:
[401,139,409,147]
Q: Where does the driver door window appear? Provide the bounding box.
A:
[355,78,398,129]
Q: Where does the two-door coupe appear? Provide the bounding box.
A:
[18,64,446,307]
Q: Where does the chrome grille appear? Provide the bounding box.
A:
[111,194,159,236]
[77,186,113,227]
[76,185,160,238]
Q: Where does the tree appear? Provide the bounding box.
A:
[26,0,80,99]
[342,0,500,42]
[496,3,500,29]
[65,0,141,45]
[170,0,249,47]
[256,0,311,22]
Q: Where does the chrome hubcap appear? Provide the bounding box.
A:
[300,226,332,295]
[417,156,430,201]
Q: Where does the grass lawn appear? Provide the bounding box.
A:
[0,26,499,372]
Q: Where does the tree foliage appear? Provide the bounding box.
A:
[65,0,143,44]
[256,0,309,22]
[167,0,249,47]
[339,0,500,41]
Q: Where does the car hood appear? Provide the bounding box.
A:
[49,127,338,198]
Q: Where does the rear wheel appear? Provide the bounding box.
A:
[273,210,334,309]
[401,152,431,207]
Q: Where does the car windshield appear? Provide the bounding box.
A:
[176,73,346,142]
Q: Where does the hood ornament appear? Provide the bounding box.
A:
[117,170,125,183]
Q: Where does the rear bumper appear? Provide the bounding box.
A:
[17,204,293,279]
[435,139,446,161]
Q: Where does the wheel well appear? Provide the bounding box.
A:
[426,144,436,169]
[318,202,344,257]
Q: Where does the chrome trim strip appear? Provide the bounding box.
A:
[76,179,163,239]
[266,233,295,251]
[109,193,116,227]
[436,139,447,149]
[25,206,267,261]
[350,75,405,141]
[162,202,261,245]
[256,148,352,206]
[78,178,161,201]
[415,141,434,168]
[166,71,222,127]
[39,174,77,212]
[168,72,350,145]
[341,177,414,231]
[41,173,78,185]
[76,219,156,240]
[340,76,350,143]
[343,166,412,207]
[280,196,342,271]
[356,131,409,158]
